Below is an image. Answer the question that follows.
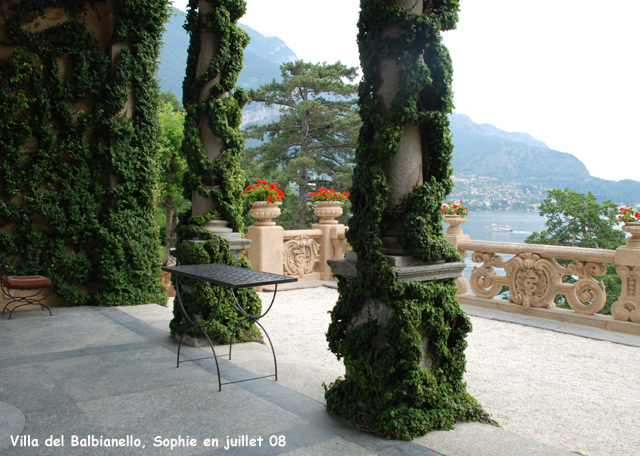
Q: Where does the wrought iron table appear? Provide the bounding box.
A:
[161,263,297,390]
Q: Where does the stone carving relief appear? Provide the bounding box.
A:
[470,251,608,315]
[283,235,320,278]
[612,266,640,322]
[469,252,508,299]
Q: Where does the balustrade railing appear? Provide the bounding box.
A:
[245,202,351,284]
[245,208,640,331]
[444,215,640,331]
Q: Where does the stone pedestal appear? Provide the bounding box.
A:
[329,252,465,283]
[444,216,470,294]
[612,222,640,322]
[329,252,465,370]
[313,222,346,280]
[246,225,284,275]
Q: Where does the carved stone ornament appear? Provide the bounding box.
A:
[283,235,320,277]
[469,252,508,299]
[612,265,640,322]
[470,251,608,315]
[506,253,558,309]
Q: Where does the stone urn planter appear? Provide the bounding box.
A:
[314,201,344,224]
[443,214,467,235]
[249,201,281,226]
[622,221,640,249]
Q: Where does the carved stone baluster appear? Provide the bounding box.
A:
[505,254,563,309]
[562,262,607,314]
[613,222,640,322]
[469,252,508,298]
[612,266,640,322]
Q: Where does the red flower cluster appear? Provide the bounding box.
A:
[442,200,469,216]
[243,179,285,204]
[308,187,349,203]
[614,205,640,225]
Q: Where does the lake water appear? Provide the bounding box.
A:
[442,210,548,282]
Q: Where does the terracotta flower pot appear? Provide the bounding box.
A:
[249,201,281,226]
[314,201,344,224]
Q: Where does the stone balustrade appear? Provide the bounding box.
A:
[245,203,352,285]
[330,226,350,263]
[245,208,640,332]
[444,216,640,333]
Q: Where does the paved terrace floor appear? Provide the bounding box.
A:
[0,288,638,456]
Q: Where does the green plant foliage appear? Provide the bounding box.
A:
[325,0,484,439]
[157,99,190,260]
[169,220,262,343]
[173,0,261,343]
[181,0,250,233]
[0,1,169,306]
[525,188,626,315]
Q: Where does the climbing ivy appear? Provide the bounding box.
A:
[0,1,169,306]
[171,0,261,343]
[181,0,249,233]
[325,0,484,439]
[169,219,262,343]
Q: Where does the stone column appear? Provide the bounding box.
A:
[378,0,424,257]
[325,1,480,439]
[188,1,250,256]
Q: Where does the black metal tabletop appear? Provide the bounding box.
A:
[161,263,298,289]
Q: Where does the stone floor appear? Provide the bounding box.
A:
[0,303,583,456]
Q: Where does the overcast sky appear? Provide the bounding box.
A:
[170,0,640,182]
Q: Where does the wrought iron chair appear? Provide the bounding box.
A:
[1,265,54,319]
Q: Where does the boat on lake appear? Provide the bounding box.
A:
[485,223,513,232]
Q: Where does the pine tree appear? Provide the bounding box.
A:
[244,61,359,229]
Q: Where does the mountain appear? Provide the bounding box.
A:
[450,113,590,181]
[238,24,297,65]
[158,9,298,98]
[449,113,640,205]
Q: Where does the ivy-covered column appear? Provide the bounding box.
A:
[0,0,168,307]
[169,0,262,344]
[326,0,484,439]
[180,0,250,254]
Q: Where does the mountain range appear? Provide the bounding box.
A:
[449,114,640,204]
[157,9,640,206]
[158,9,297,98]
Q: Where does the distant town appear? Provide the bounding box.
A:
[448,173,546,211]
